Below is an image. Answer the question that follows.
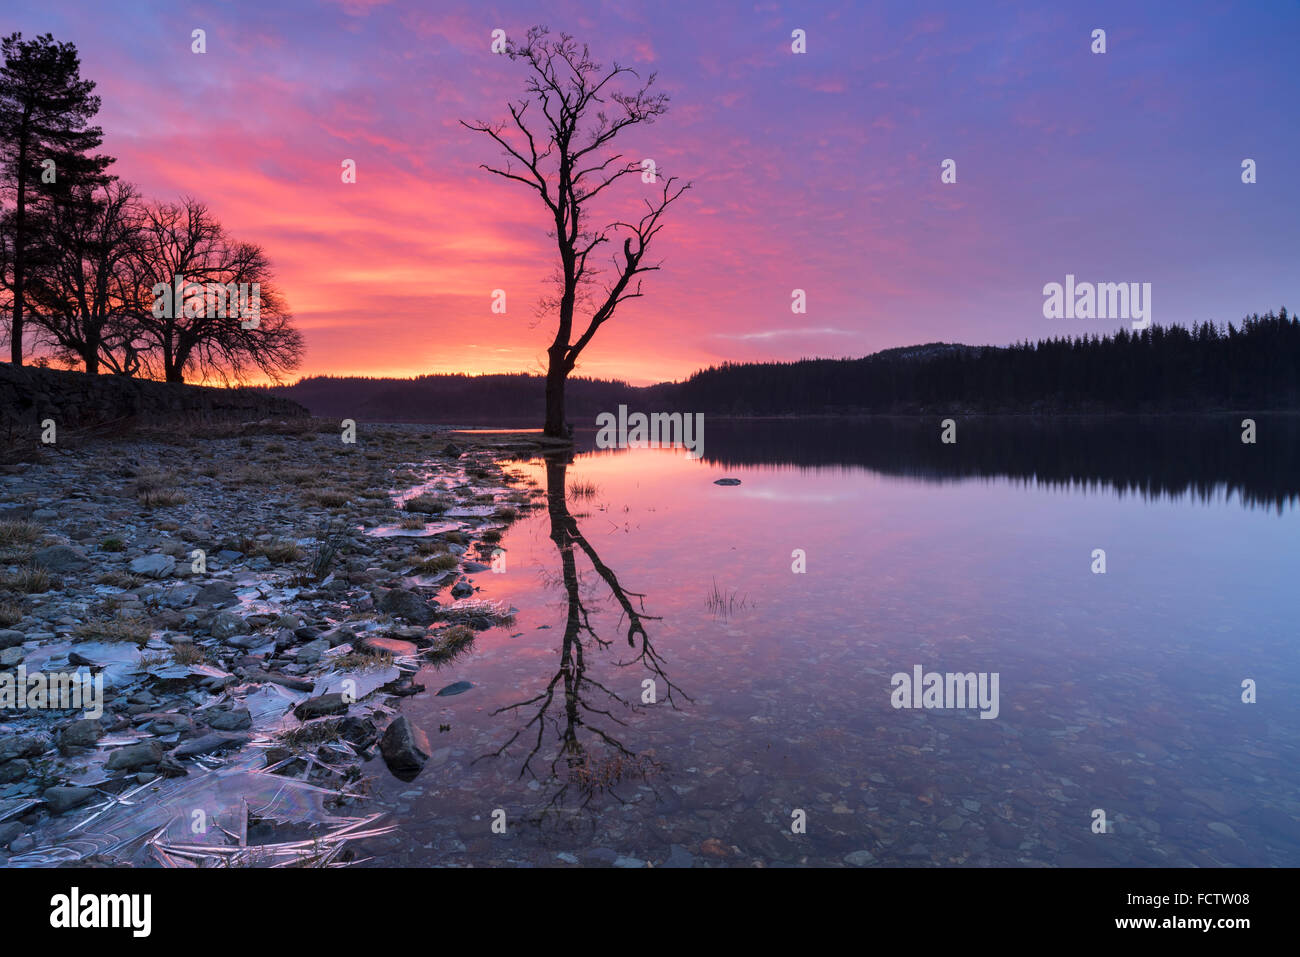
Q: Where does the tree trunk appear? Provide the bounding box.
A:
[10,117,29,366]
[544,354,568,438]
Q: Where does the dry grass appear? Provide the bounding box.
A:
[172,641,206,664]
[0,519,42,548]
[330,650,394,670]
[96,570,144,589]
[253,540,306,563]
[415,552,459,574]
[1,564,52,594]
[139,487,188,508]
[312,490,350,507]
[404,493,452,515]
[0,601,23,627]
[399,515,426,530]
[74,616,152,646]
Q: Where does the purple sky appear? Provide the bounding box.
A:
[7,0,1298,383]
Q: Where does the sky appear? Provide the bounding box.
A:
[6,0,1298,384]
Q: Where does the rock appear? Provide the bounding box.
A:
[210,610,248,639]
[294,693,350,720]
[205,708,252,731]
[662,844,695,869]
[246,670,314,692]
[32,544,89,572]
[129,554,176,578]
[31,508,58,521]
[379,587,436,625]
[59,719,103,751]
[986,819,1021,849]
[0,732,53,763]
[104,740,164,771]
[613,856,645,868]
[195,581,239,607]
[844,850,876,866]
[435,680,474,697]
[43,785,97,814]
[450,580,474,598]
[357,635,417,657]
[699,838,730,858]
[294,638,330,664]
[173,732,250,759]
[713,478,742,486]
[0,647,23,667]
[159,584,200,609]
[0,630,25,650]
[380,716,430,776]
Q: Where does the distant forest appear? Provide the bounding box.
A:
[273,312,1300,422]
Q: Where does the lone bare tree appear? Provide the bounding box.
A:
[463,27,689,437]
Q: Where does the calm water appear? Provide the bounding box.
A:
[361,417,1300,867]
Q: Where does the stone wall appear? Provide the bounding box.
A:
[0,363,308,434]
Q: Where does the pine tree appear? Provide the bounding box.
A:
[0,32,114,364]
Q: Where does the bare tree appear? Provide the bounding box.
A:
[126,197,302,383]
[24,179,139,374]
[463,27,689,437]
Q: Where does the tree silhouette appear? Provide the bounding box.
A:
[0,32,113,365]
[463,26,689,438]
[476,450,688,820]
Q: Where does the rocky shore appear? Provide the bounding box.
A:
[0,419,548,866]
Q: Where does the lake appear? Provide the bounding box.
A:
[361,416,1300,867]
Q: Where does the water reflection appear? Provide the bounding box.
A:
[572,415,1300,511]
[474,450,689,819]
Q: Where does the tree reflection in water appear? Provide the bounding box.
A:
[476,450,689,825]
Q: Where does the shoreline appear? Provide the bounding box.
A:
[0,419,551,866]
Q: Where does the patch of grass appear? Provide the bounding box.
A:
[75,616,152,646]
[139,487,188,508]
[1,564,52,594]
[0,601,23,627]
[480,529,502,544]
[312,489,350,507]
[100,535,126,552]
[280,719,344,749]
[415,552,459,574]
[568,479,600,500]
[490,506,519,522]
[442,531,468,545]
[706,578,751,621]
[330,650,394,670]
[96,570,144,589]
[0,519,41,547]
[253,540,306,563]
[404,494,452,515]
[171,641,206,664]
[399,515,426,530]
[306,521,348,581]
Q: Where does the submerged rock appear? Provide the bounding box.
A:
[380,715,430,777]
[713,478,742,486]
[435,680,474,697]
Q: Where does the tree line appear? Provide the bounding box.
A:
[0,32,302,383]
[275,312,1300,421]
